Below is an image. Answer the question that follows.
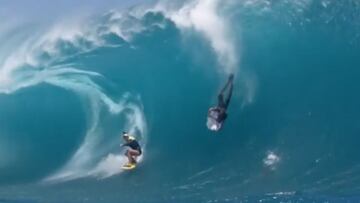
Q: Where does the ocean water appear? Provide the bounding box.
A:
[1,0,360,202]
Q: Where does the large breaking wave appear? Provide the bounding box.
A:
[1,0,360,202]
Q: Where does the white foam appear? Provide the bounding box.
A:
[42,74,147,182]
[263,151,280,170]
[90,153,128,178]
[154,0,238,74]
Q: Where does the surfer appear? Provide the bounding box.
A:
[121,132,142,168]
[207,74,234,131]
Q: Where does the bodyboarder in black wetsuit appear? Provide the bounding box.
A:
[207,74,234,131]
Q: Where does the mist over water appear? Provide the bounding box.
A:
[1,0,360,202]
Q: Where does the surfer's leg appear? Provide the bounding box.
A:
[125,150,132,164]
[218,74,234,108]
[220,74,234,94]
[128,149,140,164]
[224,80,233,109]
[217,94,225,108]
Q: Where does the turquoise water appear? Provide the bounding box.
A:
[1,0,360,202]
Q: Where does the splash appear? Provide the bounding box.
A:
[154,0,239,74]
[263,151,280,171]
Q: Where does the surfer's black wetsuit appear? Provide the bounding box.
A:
[208,106,227,123]
[124,139,142,155]
[208,74,234,123]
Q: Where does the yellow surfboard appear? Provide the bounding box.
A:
[122,163,136,170]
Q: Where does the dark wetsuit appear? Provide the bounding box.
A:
[209,77,233,122]
[124,140,142,155]
[209,107,227,122]
[207,75,234,131]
